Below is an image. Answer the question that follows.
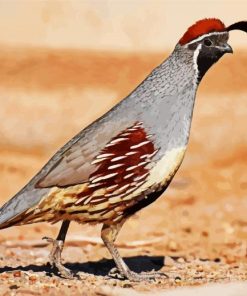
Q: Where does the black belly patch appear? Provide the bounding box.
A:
[124,181,171,218]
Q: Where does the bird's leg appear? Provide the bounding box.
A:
[43,220,73,279]
[101,222,167,282]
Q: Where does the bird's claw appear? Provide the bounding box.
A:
[42,236,74,279]
[108,267,126,280]
[108,267,168,282]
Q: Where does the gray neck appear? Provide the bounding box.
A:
[138,45,198,99]
[121,45,199,152]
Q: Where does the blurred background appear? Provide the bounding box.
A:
[0,0,247,278]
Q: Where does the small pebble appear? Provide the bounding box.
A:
[13,271,21,278]
[165,256,176,266]
[9,284,19,290]
[197,265,204,272]
[177,257,185,263]
[168,241,178,251]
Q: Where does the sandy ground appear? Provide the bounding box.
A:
[0,47,246,295]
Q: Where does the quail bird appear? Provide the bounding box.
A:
[0,18,246,281]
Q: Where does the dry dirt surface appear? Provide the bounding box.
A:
[0,46,247,295]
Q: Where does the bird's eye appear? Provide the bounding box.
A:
[204,39,212,47]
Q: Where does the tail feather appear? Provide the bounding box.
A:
[0,187,49,229]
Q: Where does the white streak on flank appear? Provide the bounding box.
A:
[88,183,103,188]
[107,184,118,190]
[111,155,127,162]
[130,141,150,149]
[138,161,148,167]
[115,184,130,193]
[91,173,118,183]
[108,163,124,170]
[140,151,157,159]
[149,149,159,158]
[91,197,106,203]
[146,135,153,138]
[74,194,93,205]
[125,151,138,156]
[91,158,106,165]
[105,192,114,197]
[104,143,115,147]
[185,31,227,46]
[127,128,138,131]
[75,199,82,205]
[135,180,146,188]
[84,196,93,205]
[134,172,149,181]
[75,195,90,205]
[89,175,100,182]
[121,133,131,136]
[96,153,114,159]
[124,187,136,194]
[109,138,128,144]
[124,173,135,179]
[126,165,138,171]
[113,216,122,222]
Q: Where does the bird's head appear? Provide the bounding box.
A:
[177,18,247,81]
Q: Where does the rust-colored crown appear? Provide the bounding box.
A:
[179,18,226,45]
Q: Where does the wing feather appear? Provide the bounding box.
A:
[73,121,158,206]
[36,117,130,188]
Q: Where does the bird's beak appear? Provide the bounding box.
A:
[220,43,233,54]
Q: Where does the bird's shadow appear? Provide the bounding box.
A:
[0,255,165,278]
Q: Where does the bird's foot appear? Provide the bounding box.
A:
[42,236,74,279]
[108,267,168,282]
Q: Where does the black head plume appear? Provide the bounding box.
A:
[227,21,247,33]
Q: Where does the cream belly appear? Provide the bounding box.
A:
[144,146,186,186]
[121,145,187,201]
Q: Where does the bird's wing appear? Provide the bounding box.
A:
[36,131,100,188]
[0,120,158,228]
[36,121,158,191]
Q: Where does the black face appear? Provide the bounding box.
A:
[188,32,232,82]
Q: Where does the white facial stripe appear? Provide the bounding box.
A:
[193,43,202,85]
[185,31,227,46]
